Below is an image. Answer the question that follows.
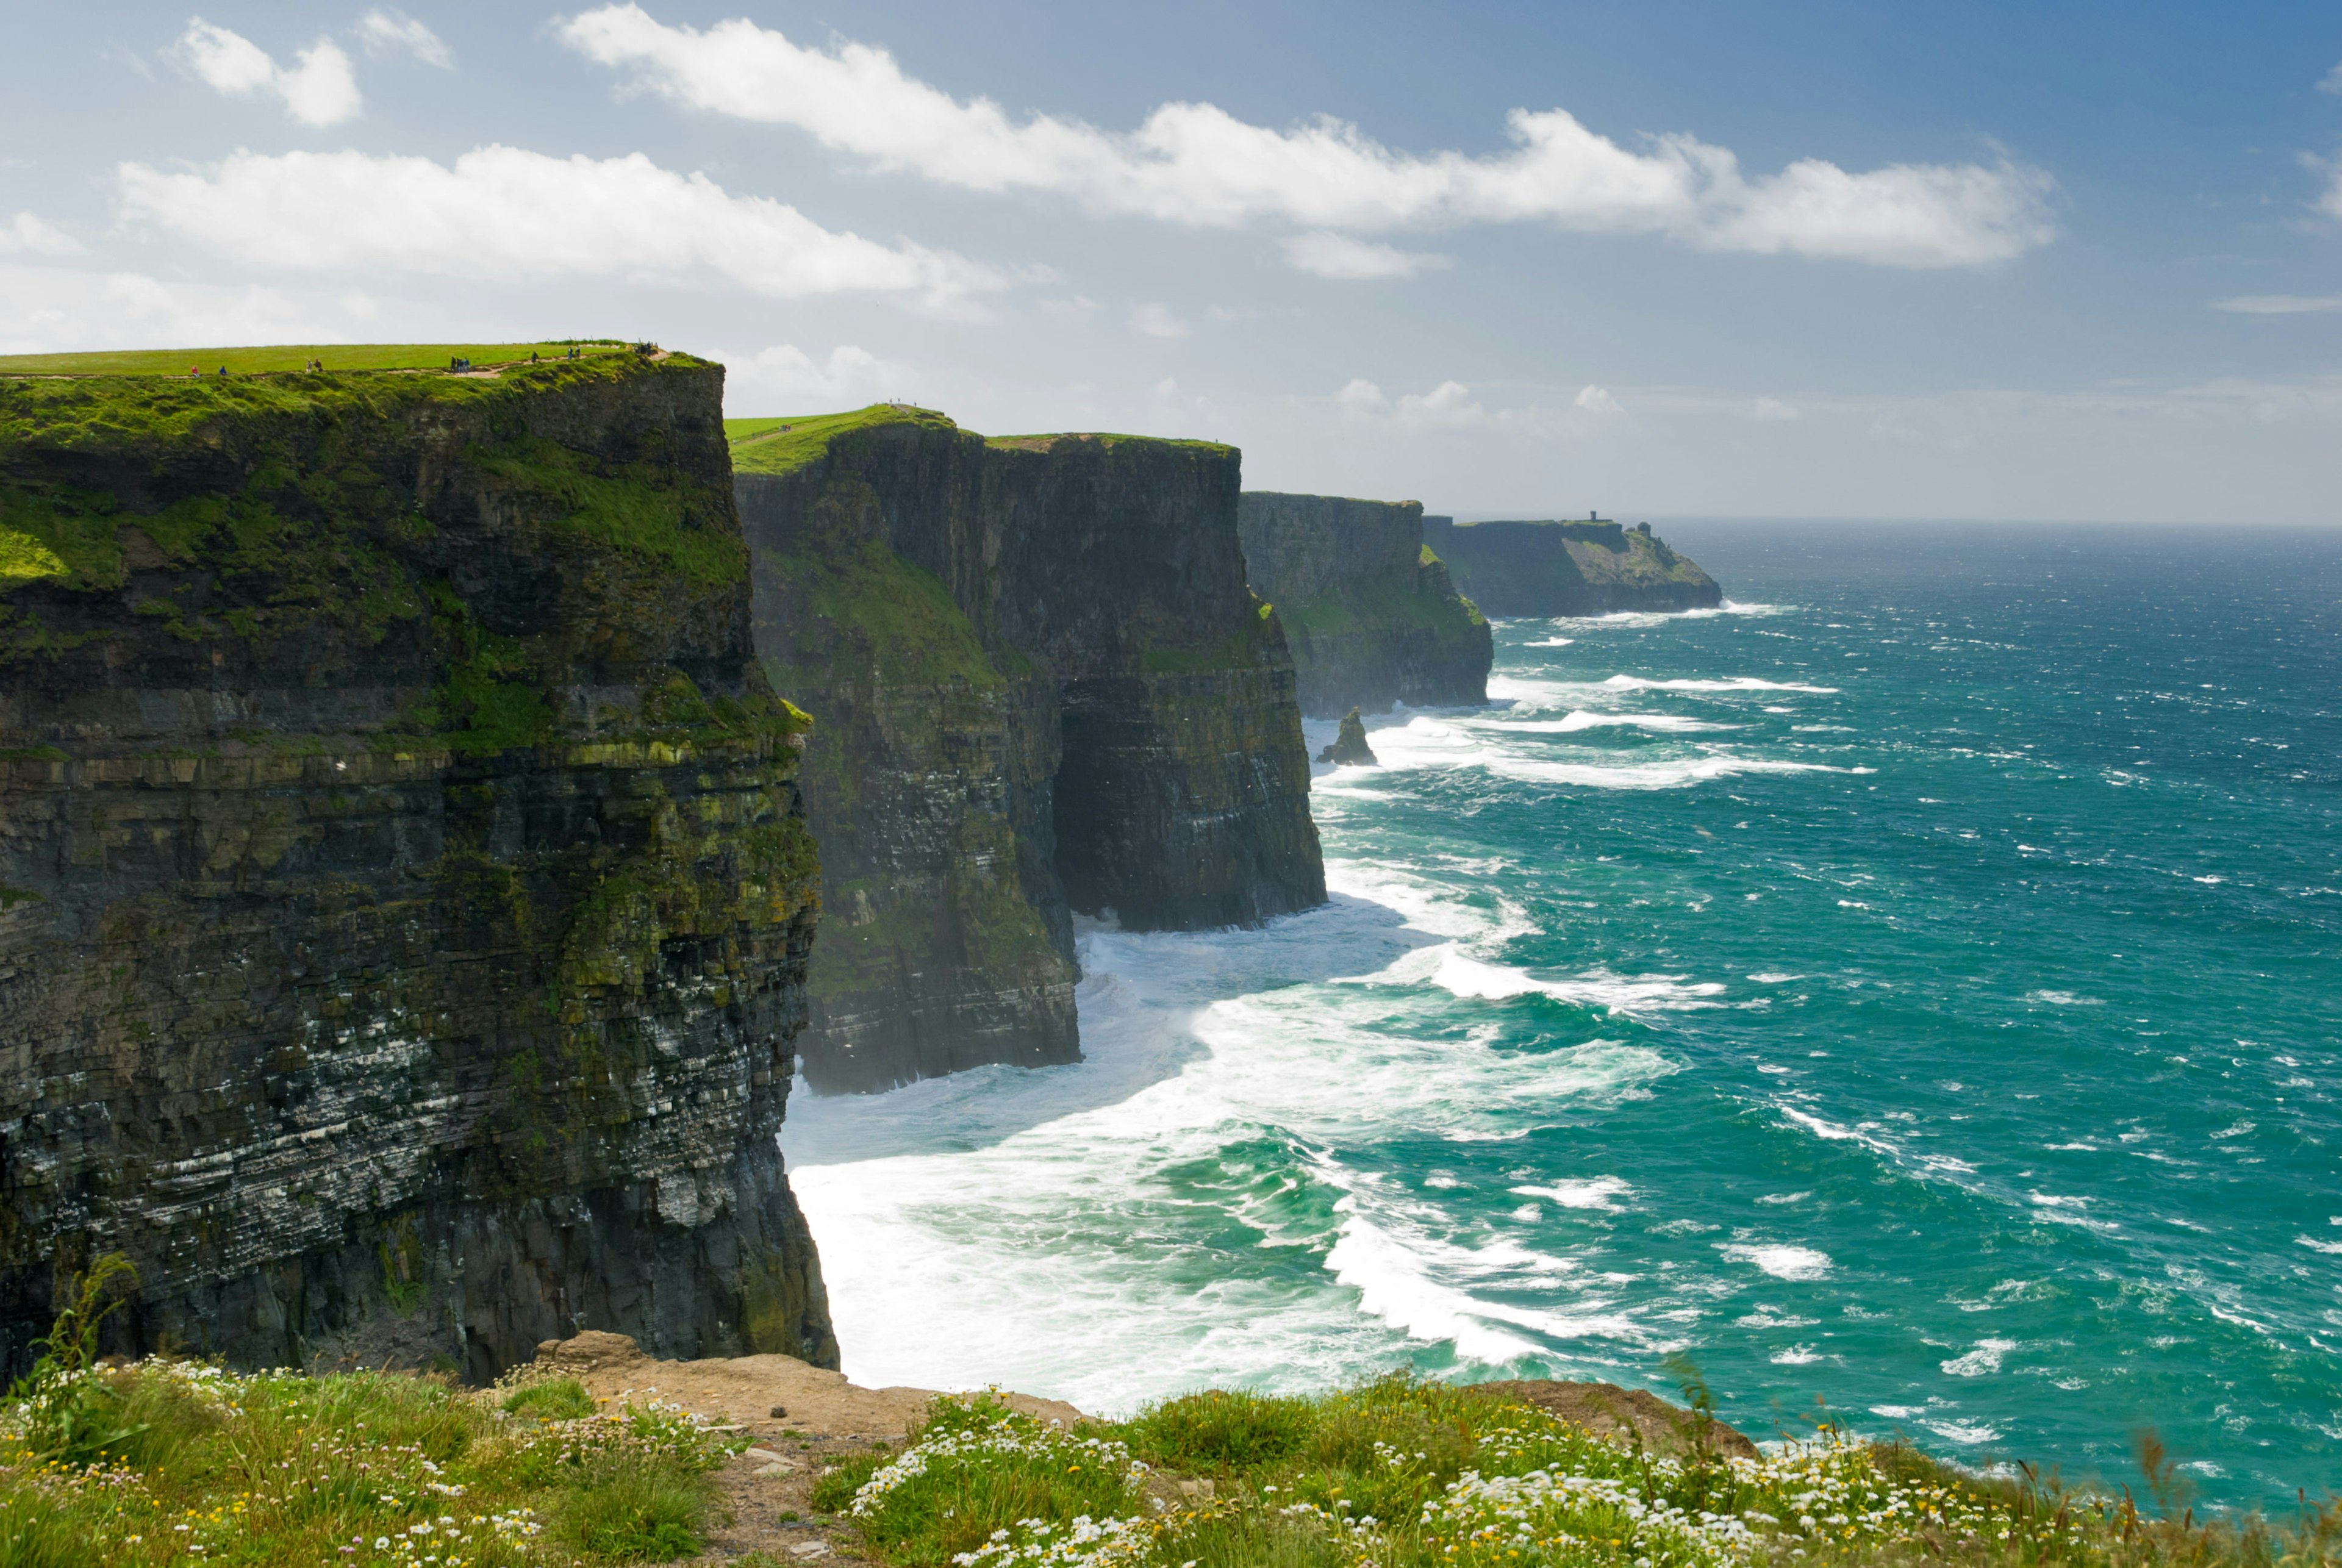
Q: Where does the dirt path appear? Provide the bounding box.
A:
[528,1332,1083,1563]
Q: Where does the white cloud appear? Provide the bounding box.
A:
[115,146,1003,309]
[177,19,362,126]
[1574,384,1624,414]
[1334,377,1485,427]
[2302,151,2342,220]
[358,9,454,69]
[0,213,82,257]
[1280,231,1450,279]
[1130,302,1187,338]
[1398,381,1484,426]
[726,344,911,411]
[2213,293,2342,315]
[556,3,2054,268]
[1752,395,1799,420]
[0,263,343,356]
[2321,62,2342,95]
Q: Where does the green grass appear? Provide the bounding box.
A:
[502,1378,596,1423]
[725,404,1235,479]
[727,404,958,476]
[0,1357,737,1565]
[984,431,1234,456]
[0,342,633,377]
[827,1381,2342,1568]
[0,1259,740,1565]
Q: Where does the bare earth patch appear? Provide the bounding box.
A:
[529,1331,1085,1563]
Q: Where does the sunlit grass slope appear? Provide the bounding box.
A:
[0,342,633,376]
[814,1384,2342,1568]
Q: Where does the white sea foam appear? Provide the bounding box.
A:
[1521,636,1575,647]
[1940,1339,2016,1376]
[787,850,1694,1402]
[1771,1345,1822,1365]
[1925,1420,2002,1445]
[1534,602,1786,629]
[1488,754,1849,790]
[1718,1243,1833,1280]
[2025,990,2105,1006]
[1509,1177,1634,1211]
[1601,675,1841,694]
[1488,711,1733,734]
[1325,1205,1643,1361]
[1409,948,1726,1014]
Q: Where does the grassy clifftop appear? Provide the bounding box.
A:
[0,340,634,376]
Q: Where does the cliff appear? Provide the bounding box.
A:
[733,407,1325,1095]
[0,348,837,1378]
[1420,517,1721,617]
[1237,492,1491,717]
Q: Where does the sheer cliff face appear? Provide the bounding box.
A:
[1237,492,1492,718]
[1420,517,1721,617]
[0,356,836,1378]
[737,410,1326,1095]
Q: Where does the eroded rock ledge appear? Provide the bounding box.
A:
[0,353,836,1378]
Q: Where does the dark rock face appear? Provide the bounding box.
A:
[1317,707,1378,767]
[1421,517,1721,617]
[0,356,836,1378]
[1237,492,1491,717]
[737,412,1327,1095]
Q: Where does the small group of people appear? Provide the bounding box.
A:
[188,364,228,378]
[448,355,474,371]
[301,357,325,372]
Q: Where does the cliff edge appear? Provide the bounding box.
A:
[1237,491,1491,717]
[0,349,836,1378]
[734,407,1326,1095]
[1422,516,1721,617]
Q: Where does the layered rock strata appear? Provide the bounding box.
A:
[734,408,1327,1095]
[1421,517,1721,617]
[1236,492,1490,717]
[0,353,836,1378]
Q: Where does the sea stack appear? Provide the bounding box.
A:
[1318,707,1379,766]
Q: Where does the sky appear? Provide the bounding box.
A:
[5,2,2342,522]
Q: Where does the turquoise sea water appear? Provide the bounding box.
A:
[786,523,2342,1510]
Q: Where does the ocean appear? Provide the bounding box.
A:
[783,522,2342,1511]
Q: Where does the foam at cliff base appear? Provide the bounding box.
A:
[786,848,1681,1406]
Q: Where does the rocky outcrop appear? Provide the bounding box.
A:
[735,408,1326,1095]
[1237,492,1489,717]
[1421,516,1721,617]
[1317,708,1377,767]
[0,353,836,1380]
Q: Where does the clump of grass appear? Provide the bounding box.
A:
[555,1452,715,1561]
[501,1376,595,1422]
[1121,1388,1318,1473]
[836,1391,1150,1567]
